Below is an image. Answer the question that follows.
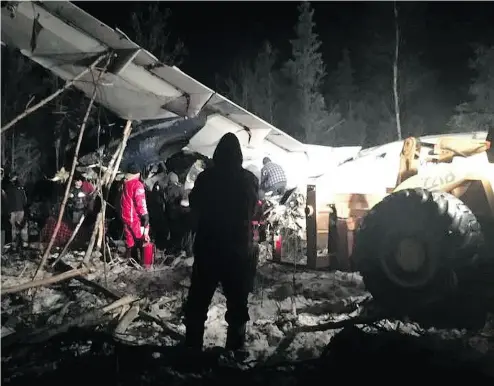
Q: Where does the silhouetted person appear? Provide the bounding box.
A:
[5,175,28,250]
[148,180,169,250]
[260,157,287,196]
[166,172,184,254]
[184,133,259,351]
[67,176,89,225]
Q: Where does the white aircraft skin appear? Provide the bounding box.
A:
[1,1,361,189]
[314,131,489,207]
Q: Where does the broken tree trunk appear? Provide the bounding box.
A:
[6,296,138,347]
[268,308,387,365]
[54,261,184,341]
[82,211,103,266]
[101,146,121,186]
[109,120,133,186]
[101,120,131,187]
[34,54,111,280]
[1,54,107,134]
[114,304,140,335]
[83,121,132,266]
[2,267,90,295]
[50,214,86,268]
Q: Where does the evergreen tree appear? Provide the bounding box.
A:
[449,45,494,132]
[130,3,186,65]
[222,41,279,124]
[283,2,338,145]
[251,41,278,124]
[327,48,357,116]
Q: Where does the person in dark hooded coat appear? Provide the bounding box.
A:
[184,133,259,351]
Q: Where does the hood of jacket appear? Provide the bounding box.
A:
[213,133,243,170]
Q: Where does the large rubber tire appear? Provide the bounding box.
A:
[353,188,484,315]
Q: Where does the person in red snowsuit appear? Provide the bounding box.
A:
[120,163,150,259]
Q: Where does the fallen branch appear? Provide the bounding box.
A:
[50,214,86,268]
[291,314,383,334]
[269,313,385,365]
[1,54,107,134]
[2,267,90,295]
[54,261,184,341]
[15,296,138,346]
[102,295,139,313]
[34,54,111,280]
[114,303,140,335]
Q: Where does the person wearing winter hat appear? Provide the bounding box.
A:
[120,162,150,261]
[68,174,88,225]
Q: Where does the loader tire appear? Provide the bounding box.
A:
[353,188,484,314]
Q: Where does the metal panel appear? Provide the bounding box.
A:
[205,94,307,153]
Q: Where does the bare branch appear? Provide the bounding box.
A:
[2,267,90,295]
[33,54,112,280]
[1,53,107,134]
[82,120,132,266]
[108,120,133,186]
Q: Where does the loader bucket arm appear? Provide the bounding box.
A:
[395,137,421,187]
[429,137,490,163]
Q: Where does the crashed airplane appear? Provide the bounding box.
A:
[3,2,494,331]
[0,1,361,190]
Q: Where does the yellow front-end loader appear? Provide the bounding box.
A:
[351,128,494,329]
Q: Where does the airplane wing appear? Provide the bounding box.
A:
[1,1,213,120]
[187,92,307,156]
[1,1,306,156]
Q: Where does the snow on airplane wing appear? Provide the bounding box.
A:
[1,1,306,155]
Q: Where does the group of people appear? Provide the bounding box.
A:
[2,134,288,353]
[118,162,197,260]
[118,133,288,352]
[0,168,100,251]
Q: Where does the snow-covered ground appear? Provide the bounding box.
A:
[1,246,367,360]
[2,245,494,381]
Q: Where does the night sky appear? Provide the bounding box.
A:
[75,1,494,94]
